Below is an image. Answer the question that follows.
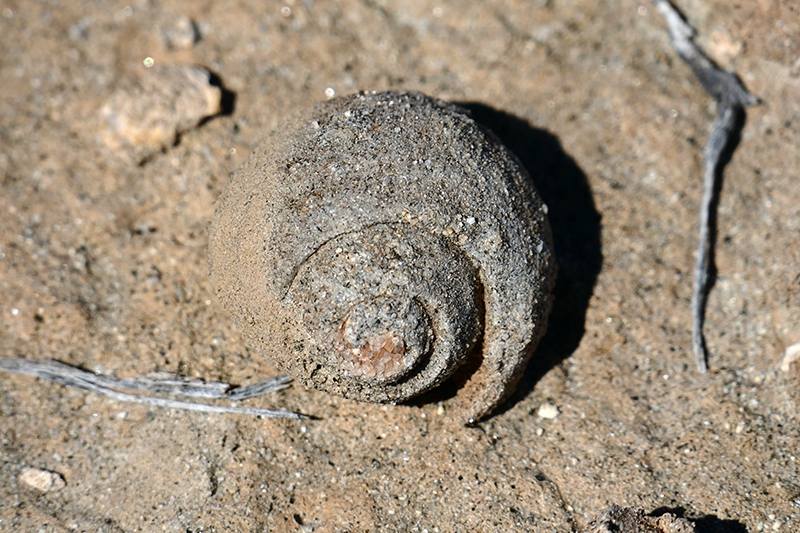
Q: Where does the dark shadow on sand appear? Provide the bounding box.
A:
[652,507,748,533]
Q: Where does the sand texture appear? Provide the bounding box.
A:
[1,1,798,531]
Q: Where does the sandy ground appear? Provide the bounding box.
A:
[1,0,799,531]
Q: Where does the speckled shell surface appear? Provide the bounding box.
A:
[208,91,556,422]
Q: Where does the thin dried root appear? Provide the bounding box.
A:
[651,0,760,372]
[0,355,305,419]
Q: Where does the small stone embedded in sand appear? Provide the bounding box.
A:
[20,467,67,492]
[583,506,696,533]
[99,65,222,160]
[162,15,201,49]
[537,402,559,419]
[780,342,800,372]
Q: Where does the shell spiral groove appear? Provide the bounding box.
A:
[208,91,556,422]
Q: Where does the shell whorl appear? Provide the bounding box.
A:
[208,90,556,422]
[286,223,481,401]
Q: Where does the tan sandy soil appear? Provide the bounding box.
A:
[1,1,798,531]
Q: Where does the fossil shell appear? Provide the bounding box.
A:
[208,91,556,422]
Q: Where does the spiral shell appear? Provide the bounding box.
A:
[208,91,556,422]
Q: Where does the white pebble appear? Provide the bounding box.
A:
[20,467,66,492]
[780,342,800,372]
[537,402,559,419]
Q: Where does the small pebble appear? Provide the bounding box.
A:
[537,402,559,419]
[780,342,800,372]
[99,65,223,160]
[162,15,201,49]
[20,467,66,492]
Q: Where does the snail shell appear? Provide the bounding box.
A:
[208,91,556,422]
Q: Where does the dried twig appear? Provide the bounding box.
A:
[0,356,305,419]
[651,0,760,372]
